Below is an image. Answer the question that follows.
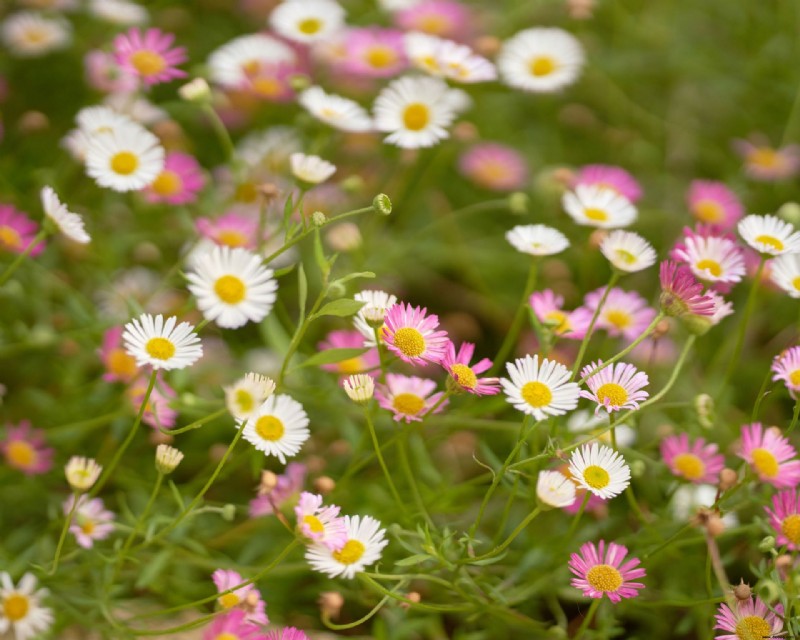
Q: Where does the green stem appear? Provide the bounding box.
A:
[566,493,590,542]
[789,399,800,435]
[490,260,540,376]
[278,288,327,385]
[422,389,451,418]
[364,408,407,516]
[113,473,164,581]
[373,327,387,385]
[162,407,227,435]
[359,574,471,612]
[50,491,80,574]
[202,104,236,160]
[397,431,433,525]
[572,271,621,378]
[470,507,542,562]
[0,230,47,286]
[574,599,601,640]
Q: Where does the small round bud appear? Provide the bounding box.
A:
[733,580,752,601]
[507,192,529,215]
[588,229,608,249]
[319,591,344,620]
[311,211,327,227]
[719,468,738,491]
[257,183,281,201]
[775,554,793,573]
[65,456,103,492]
[155,444,184,474]
[326,222,362,252]
[18,110,49,133]
[681,312,713,336]
[288,73,311,92]
[373,193,392,215]
[343,374,374,404]
[705,514,725,537]
[178,78,211,103]
[340,175,365,194]
[400,591,422,610]
[452,121,478,142]
[758,536,776,553]
[314,475,336,495]
[473,35,501,56]
[694,393,715,429]
[326,282,346,299]
[133,241,161,263]
[777,202,800,226]
[258,471,278,496]
[221,504,237,521]
[652,318,672,339]
[629,459,646,478]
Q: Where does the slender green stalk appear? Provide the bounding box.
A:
[0,230,46,286]
[373,327,387,385]
[490,260,539,375]
[574,599,601,640]
[322,593,393,631]
[423,389,452,418]
[470,506,542,562]
[397,431,433,525]
[113,472,164,581]
[566,493,590,542]
[360,574,472,612]
[202,104,236,160]
[50,491,80,574]
[363,408,407,515]
[278,288,327,384]
[163,407,227,435]
[788,399,800,435]
[572,271,621,378]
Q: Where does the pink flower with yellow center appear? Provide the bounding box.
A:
[317,330,379,376]
[294,492,347,550]
[84,49,138,94]
[99,326,140,383]
[196,210,260,251]
[114,27,187,86]
[266,628,309,640]
[579,361,649,414]
[658,260,715,318]
[249,462,306,518]
[340,27,407,77]
[583,287,657,342]
[0,204,44,256]
[240,60,298,102]
[771,346,800,397]
[529,290,592,340]
[381,302,449,365]
[126,374,177,430]
[0,421,54,475]
[441,340,500,396]
[144,152,205,205]
[671,226,746,286]
[714,596,783,640]
[64,495,115,549]
[733,136,800,181]
[568,540,645,603]
[686,180,743,229]
[375,373,447,423]
[395,0,473,39]
[458,142,529,191]
[573,164,642,203]
[202,609,265,640]
[660,434,724,484]
[212,569,268,625]
[738,422,800,489]
[765,489,800,550]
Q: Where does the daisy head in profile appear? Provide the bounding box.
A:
[40,186,90,244]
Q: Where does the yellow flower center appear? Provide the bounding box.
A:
[672,453,705,480]
[0,225,22,250]
[2,594,29,622]
[614,249,637,265]
[214,275,247,304]
[781,514,800,545]
[583,465,610,489]
[337,357,366,375]
[392,327,426,357]
[694,199,723,223]
[251,76,283,98]
[584,207,608,222]
[255,415,284,441]
[402,103,431,132]
[5,440,35,468]
[521,381,553,408]
[755,234,784,252]
[585,564,623,592]
[793,276,800,292]
[393,393,425,415]
[735,615,772,640]
[417,14,449,34]
[235,389,254,414]
[303,514,325,533]
[750,148,779,169]
[110,151,139,176]
[751,447,779,478]
[216,633,240,640]
[695,259,722,278]
[151,170,183,197]
[790,369,800,386]
[450,363,478,390]
[332,539,366,564]
[529,56,557,77]
[544,311,570,334]
[218,593,240,609]
[595,382,629,407]
[217,230,248,247]
[298,18,323,35]
[605,309,632,330]
[129,50,167,77]
[145,337,176,361]
[235,182,258,203]
[365,46,397,69]
[108,348,137,378]
[81,520,96,535]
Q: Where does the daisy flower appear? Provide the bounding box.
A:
[404,31,496,83]
[207,34,297,90]
[772,346,800,396]
[686,180,743,228]
[341,28,407,78]
[241,394,310,464]
[295,492,347,550]
[290,153,336,185]
[306,514,389,579]
[733,136,800,181]
[64,495,115,549]
[738,422,800,489]
[212,569,268,624]
[1,11,71,57]
[584,287,657,342]
[0,205,44,256]
[568,443,630,499]
[186,246,278,330]
[65,456,102,492]
[394,0,472,38]
[202,609,264,640]
[568,540,645,602]
[114,27,186,86]
[88,0,148,25]
[196,210,260,252]
[672,227,745,285]
[580,361,649,414]
[660,434,725,484]
[144,152,205,205]
[85,119,165,192]
[573,165,642,203]
[85,49,138,94]
[770,253,800,298]
[497,27,584,93]
[122,313,202,370]
[765,489,800,550]
[317,330,379,376]
[600,230,656,273]
[224,373,276,422]
[266,628,309,640]
[714,596,783,640]
[375,374,446,422]
[537,470,576,508]
[155,444,184,474]
[239,60,297,102]
[441,341,500,396]
[459,143,528,191]
[127,374,177,430]
[343,374,375,404]
[738,214,800,256]
[501,354,580,420]
[40,186,90,244]
[529,290,592,340]
[0,421,54,475]
[0,573,53,640]
[563,185,637,229]
[353,289,399,345]
[506,224,569,256]
[249,462,306,517]
[270,0,345,44]
[381,302,449,365]
[659,260,715,317]
[298,86,373,132]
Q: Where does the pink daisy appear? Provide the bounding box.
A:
[659,260,715,317]
[573,164,642,203]
[441,341,500,396]
[458,143,529,192]
[294,491,347,551]
[0,421,54,475]
[64,495,115,549]
[660,434,725,484]
[394,0,473,40]
[144,152,205,205]
[240,61,298,102]
[686,180,743,229]
[202,609,264,640]
[714,596,783,640]
[765,489,800,550]
[99,326,140,383]
[126,374,177,430]
[266,628,309,640]
[738,422,800,489]
[584,287,657,342]
[84,49,138,94]
[249,462,306,517]
[529,290,592,340]
[579,361,649,414]
[733,136,800,181]
[212,569,268,625]
[568,540,645,603]
[381,302,449,365]
[317,330,379,376]
[196,210,260,251]
[0,204,44,256]
[340,28,407,78]
[671,226,746,287]
[375,373,447,423]
[114,27,187,86]
[771,346,800,397]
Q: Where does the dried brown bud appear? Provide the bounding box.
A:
[733,580,752,601]
[588,229,609,249]
[319,591,344,619]
[705,514,725,537]
[257,471,278,496]
[473,35,501,57]
[314,476,335,495]
[18,110,49,133]
[567,0,596,19]
[775,554,793,574]
[652,319,672,340]
[257,183,281,201]
[719,468,738,491]
[401,591,422,610]
[452,121,478,142]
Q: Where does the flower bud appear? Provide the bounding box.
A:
[257,470,278,496]
[314,475,336,495]
[340,175,365,194]
[221,504,237,521]
[326,222,362,252]
[155,444,184,474]
[319,591,344,619]
[777,202,800,226]
[373,193,392,215]
[178,78,211,103]
[733,580,752,601]
[311,211,327,227]
[718,468,738,491]
[326,282,346,299]
[343,374,374,404]
[705,514,725,537]
[694,393,715,429]
[507,192,529,215]
[65,456,102,492]
[758,536,776,553]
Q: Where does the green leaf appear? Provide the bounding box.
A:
[330,271,376,287]
[313,228,330,280]
[297,263,307,324]
[300,347,369,368]
[282,192,294,231]
[311,298,365,319]
[395,554,433,567]
[135,549,171,589]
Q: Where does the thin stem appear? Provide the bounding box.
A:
[278,288,327,385]
[574,598,601,640]
[397,431,433,525]
[363,408,407,516]
[373,327,387,385]
[162,407,227,435]
[359,574,471,612]
[422,389,451,418]
[572,271,621,378]
[705,530,734,606]
[113,472,164,581]
[788,399,800,435]
[470,506,542,562]
[50,492,80,574]
[566,493,590,542]
[490,260,539,375]
[0,230,47,286]
[202,104,236,160]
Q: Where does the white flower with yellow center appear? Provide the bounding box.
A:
[0,573,53,640]
[269,0,345,44]
[1,11,71,57]
[85,120,165,192]
[207,33,297,89]
[305,514,388,579]
[224,372,276,421]
[88,0,148,25]
[501,354,580,420]
[404,31,497,83]
[64,106,134,161]
[738,214,800,256]
[537,470,577,508]
[241,394,310,463]
[497,27,584,93]
[290,153,336,185]
[568,443,631,499]
[373,75,465,148]
[41,186,90,244]
[352,289,398,345]
[771,253,800,298]
[506,224,570,256]
[65,456,103,492]
[187,246,278,330]
[563,185,637,229]
[599,230,656,273]
[122,313,203,370]
[298,86,374,132]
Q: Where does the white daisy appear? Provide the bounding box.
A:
[88,0,148,25]
[269,0,346,44]
[497,27,585,93]
[104,92,167,126]
[501,354,581,420]
[536,470,577,508]
[122,313,203,370]
[568,443,631,500]
[298,86,374,132]
[738,214,800,256]
[64,456,102,492]
[599,230,656,273]
[155,444,184,474]
[305,514,389,579]
[404,31,497,83]
[0,573,53,640]
[241,394,310,463]
[224,372,276,421]
[506,224,570,256]
[562,185,637,229]
[186,246,278,329]
[373,75,466,148]
[1,11,71,58]
[771,253,800,298]
[673,234,745,284]
[207,33,297,89]
[352,289,398,345]
[76,105,133,137]
[290,153,337,185]
[85,120,165,192]
[40,186,90,244]
[343,374,375,404]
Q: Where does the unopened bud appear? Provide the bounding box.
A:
[326,222,362,252]
[326,282,346,299]
[221,504,236,521]
[681,312,713,336]
[178,78,211,103]
[257,183,281,201]
[705,514,725,537]
[775,554,793,573]
[719,468,738,491]
[288,74,311,92]
[694,393,715,429]
[373,193,392,215]
[155,444,184,474]
[340,175,365,194]
[18,110,49,133]
[258,470,278,496]
[314,476,336,495]
[652,318,671,339]
[588,229,608,249]
[629,459,646,478]
[733,580,752,601]
[758,536,776,553]
[319,591,344,619]
[311,211,327,227]
[473,35,501,57]
[65,456,102,492]
[507,191,528,215]
[400,591,421,610]
[777,202,800,226]
[343,374,374,404]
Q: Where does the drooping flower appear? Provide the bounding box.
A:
[0,421,54,476]
[249,462,306,518]
[65,456,102,492]
[0,572,54,640]
[501,354,580,420]
[505,224,569,256]
[770,253,800,298]
[714,596,783,640]
[738,214,800,256]
[241,394,310,464]
[583,287,657,342]
[599,230,656,273]
[573,165,642,203]
[497,27,584,93]
[64,495,115,549]
[658,260,715,317]
[738,422,800,489]
[0,204,44,256]
[212,569,268,625]
[660,434,725,484]
[201,609,264,640]
[40,186,90,244]
[295,492,347,551]
[562,185,637,229]
[568,540,645,602]
[686,180,743,229]
[290,153,336,185]
[459,143,528,191]
[536,470,577,508]
[381,302,449,365]
[772,346,800,397]
[580,361,649,414]
[343,374,375,404]
[143,152,205,205]
[122,313,203,370]
[114,27,187,86]
[306,515,389,579]
[375,374,446,422]
[441,341,500,396]
[568,443,630,499]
